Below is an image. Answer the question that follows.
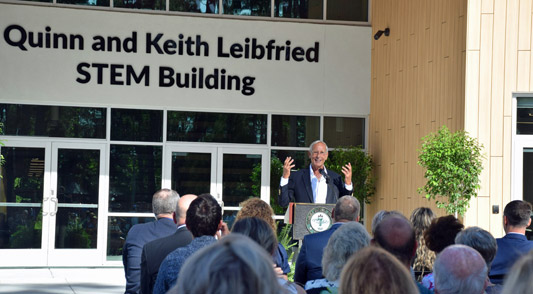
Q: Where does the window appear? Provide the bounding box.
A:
[17,0,368,22]
[270,116,365,215]
[170,0,219,13]
[111,108,163,142]
[326,0,368,21]
[0,104,106,139]
[274,0,322,19]
[517,97,533,134]
[223,0,270,16]
[167,111,267,144]
[222,153,262,206]
[324,116,365,148]
[57,0,109,6]
[113,0,165,10]
[271,115,319,147]
[170,151,212,195]
[107,216,155,258]
[109,145,162,212]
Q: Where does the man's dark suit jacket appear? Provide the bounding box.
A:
[122,218,177,294]
[140,226,193,294]
[278,168,352,207]
[294,223,343,286]
[489,233,533,284]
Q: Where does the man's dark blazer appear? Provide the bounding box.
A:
[294,222,343,286]
[278,168,352,207]
[489,233,533,284]
[122,218,177,294]
[139,226,193,294]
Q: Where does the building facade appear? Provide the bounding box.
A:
[370,0,533,239]
[0,0,370,266]
[4,0,533,268]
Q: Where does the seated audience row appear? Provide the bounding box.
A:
[124,188,533,294]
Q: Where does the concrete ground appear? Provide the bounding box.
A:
[0,267,125,294]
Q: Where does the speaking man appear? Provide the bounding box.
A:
[278,140,353,207]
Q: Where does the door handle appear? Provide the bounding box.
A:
[42,197,49,216]
[50,197,58,216]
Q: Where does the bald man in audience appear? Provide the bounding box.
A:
[433,245,488,294]
[140,194,197,294]
[372,215,432,294]
[294,196,360,287]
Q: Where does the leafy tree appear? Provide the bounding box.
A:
[417,126,484,216]
[327,146,375,205]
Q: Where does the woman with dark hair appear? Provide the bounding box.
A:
[421,215,464,290]
[231,217,305,294]
[235,198,291,278]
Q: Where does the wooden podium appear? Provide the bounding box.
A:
[284,202,335,240]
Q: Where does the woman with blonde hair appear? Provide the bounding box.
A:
[339,247,419,294]
[234,198,290,278]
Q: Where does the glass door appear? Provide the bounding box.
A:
[0,142,106,266]
[0,141,50,266]
[216,148,269,228]
[513,140,533,202]
[47,143,106,266]
[163,146,269,228]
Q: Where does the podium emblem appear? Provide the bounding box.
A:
[306,207,332,233]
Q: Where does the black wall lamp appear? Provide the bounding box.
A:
[374,28,390,40]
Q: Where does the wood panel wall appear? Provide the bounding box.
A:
[368,0,467,226]
[463,0,533,237]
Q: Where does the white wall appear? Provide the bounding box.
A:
[0,3,371,116]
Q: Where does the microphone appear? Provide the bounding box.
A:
[319,168,330,184]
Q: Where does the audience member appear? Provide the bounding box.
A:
[123,189,180,294]
[339,246,419,294]
[234,197,290,278]
[501,250,533,294]
[304,221,369,294]
[169,234,284,294]
[139,194,197,294]
[153,193,225,294]
[371,209,403,236]
[489,200,533,284]
[372,215,432,294]
[294,195,360,286]
[422,215,464,290]
[232,217,305,294]
[433,245,488,294]
[455,226,500,294]
[410,207,436,279]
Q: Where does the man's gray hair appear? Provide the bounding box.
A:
[455,226,497,270]
[371,210,404,236]
[309,140,328,153]
[322,221,370,281]
[334,196,360,222]
[434,245,487,294]
[152,189,180,216]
